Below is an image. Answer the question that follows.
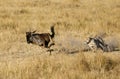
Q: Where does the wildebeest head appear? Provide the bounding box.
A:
[26,30,36,44]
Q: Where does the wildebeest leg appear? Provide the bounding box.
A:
[47,47,52,55]
[44,41,49,48]
[48,36,55,48]
[44,41,52,55]
[48,40,54,55]
[41,41,51,55]
[49,48,52,55]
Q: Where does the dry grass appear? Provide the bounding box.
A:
[0,0,120,79]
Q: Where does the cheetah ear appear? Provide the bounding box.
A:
[32,30,37,33]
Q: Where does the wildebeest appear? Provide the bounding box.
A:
[86,36,110,52]
[26,26,55,55]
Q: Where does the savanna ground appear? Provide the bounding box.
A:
[0,0,120,79]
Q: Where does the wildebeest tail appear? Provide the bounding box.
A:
[50,26,55,39]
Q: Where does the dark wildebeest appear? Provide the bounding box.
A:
[26,26,55,55]
[86,36,110,52]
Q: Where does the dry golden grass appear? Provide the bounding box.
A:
[0,0,120,79]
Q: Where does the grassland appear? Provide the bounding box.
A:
[0,0,120,79]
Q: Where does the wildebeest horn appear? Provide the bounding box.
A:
[33,30,37,33]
